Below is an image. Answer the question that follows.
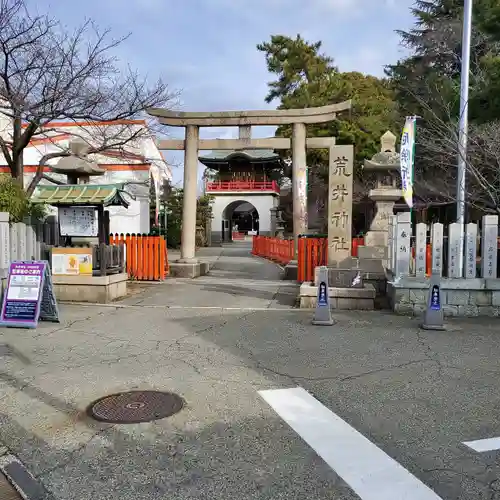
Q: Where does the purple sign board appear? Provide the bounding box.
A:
[0,261,52,328]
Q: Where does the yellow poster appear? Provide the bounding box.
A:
[77,254,92,275]
[51,247,93,276]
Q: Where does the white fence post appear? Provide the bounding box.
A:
[415,223,427,277]
[25,219,36,260]
[481,215,498,278]
[465,222,478,279]
[448,222,462,278]
[0,212,9,278]
[9,223,19,261]
[388,215,395,271]
[34,222,42,260]
[430,222,444,276]
[395,212,411,277]
[15,222,27,261]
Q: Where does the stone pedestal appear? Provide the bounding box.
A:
[53,273,128,303]
[169,260,210,279]
[314,261,363,289]
[360,188,401,252]
[364,196,398,245]
[299,282,375,310]
[284,260,298,280]
[361,190,400,265]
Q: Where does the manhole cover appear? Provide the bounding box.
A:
[87,390,184,424]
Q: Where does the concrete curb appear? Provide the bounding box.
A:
[0,448,51,499]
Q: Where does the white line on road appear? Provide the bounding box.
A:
[66,302,308,311]
[463,437,500,452]
[259,387,442,500]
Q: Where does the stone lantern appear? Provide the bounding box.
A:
[51,138,106,184]
[360,131,402,259]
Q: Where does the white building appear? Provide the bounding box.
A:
[0,117,171,235]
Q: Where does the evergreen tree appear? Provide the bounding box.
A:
[257,35,336,106]
[387,0,500,213]
[387,0,500,122]
[257,35,398,172]
[258,34,398,231]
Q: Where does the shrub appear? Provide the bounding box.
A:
[0,175,47,222]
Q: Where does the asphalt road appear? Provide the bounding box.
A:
[0,243,499,499]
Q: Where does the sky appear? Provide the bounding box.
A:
[29,0,416,187]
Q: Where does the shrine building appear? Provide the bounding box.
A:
[199,149,282,243]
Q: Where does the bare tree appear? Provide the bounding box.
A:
[0,0,178,192]
[389,4,500,216]
[414,96,500,215]
[26,121,169,196]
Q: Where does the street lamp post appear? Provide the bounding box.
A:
[456,0,473,275]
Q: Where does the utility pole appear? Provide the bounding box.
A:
[456,0,473,275]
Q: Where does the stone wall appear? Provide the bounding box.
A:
[388,277,500,317]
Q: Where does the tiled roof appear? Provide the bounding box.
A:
[199,149,280,161]
[30,184,130,207]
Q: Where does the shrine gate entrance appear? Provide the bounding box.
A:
[147,102,354,278]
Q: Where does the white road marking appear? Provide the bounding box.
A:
[259,387,442,500]
[463,437,500,452]
[67,302,307,311]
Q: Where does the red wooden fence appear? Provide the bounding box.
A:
[252,235,366,283]
[297,237,328,282]
[252,236,294,264]
[253,235,432,283]
[110,234,169,281]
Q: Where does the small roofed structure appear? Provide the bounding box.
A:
[30,138,133,248]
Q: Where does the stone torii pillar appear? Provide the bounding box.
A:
[179,125,199,262]
[147,101,352,278]
[292,122,307,253]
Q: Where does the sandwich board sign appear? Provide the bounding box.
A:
[312,266,334,326]
[0,261,59,329]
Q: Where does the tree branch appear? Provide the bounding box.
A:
[0,0,178,189]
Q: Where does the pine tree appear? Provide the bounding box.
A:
[257,35,337,106]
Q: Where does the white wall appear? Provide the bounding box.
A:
[0,117,170,237]
[108,198,150,235]
[212,194,278,234]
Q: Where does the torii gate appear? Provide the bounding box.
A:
[148,101,353,278]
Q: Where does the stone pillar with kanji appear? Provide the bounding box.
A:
[328,145,354,265]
